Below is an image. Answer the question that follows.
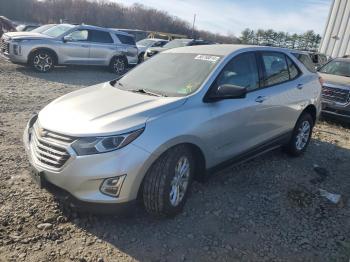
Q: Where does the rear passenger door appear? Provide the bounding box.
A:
[253,51,304,138]
[87,30,115,65]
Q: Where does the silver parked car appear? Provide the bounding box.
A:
[24,45,322,217]
[0,24,138,73]
[318,58,350,121]
[136,38,168,63]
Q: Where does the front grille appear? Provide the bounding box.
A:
[322,85,350,104]
[0,38,9,54]
[30,123,75,170]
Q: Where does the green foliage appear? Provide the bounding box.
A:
[240,28,321,51]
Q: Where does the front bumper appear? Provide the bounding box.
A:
[322,101,350,121]
[23,123,153,205]
[0,42,28,64]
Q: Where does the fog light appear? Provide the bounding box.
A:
[100,175,126,197]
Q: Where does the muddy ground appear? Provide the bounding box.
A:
[0,60,350,262]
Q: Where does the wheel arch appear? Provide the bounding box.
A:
[136,140,208,200]
[302,104,317,124]
[28,47,59,65]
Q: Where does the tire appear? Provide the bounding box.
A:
[285,113,314,156]
[138,53,144,64]
[110,56,127,75]
[143,145,195,217]
[29,50,55,73]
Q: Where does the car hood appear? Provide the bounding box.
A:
[319,73,350,88]
[3,31,52,40]
[38,82,186,137]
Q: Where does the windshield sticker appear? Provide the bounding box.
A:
[195,55,220,63]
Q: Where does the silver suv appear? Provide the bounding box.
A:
[0,24,138,73]
[24,45,322,217]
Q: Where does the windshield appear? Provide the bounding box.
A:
[137,39,156,46]
[32,24,55,34]
[319,60,350,77]
[163,39,192,49]
[116,53,222,97]
[41,24,74,38]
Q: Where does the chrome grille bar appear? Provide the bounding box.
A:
[30,122,75,170]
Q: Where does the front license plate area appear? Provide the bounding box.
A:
[30,167,44,188]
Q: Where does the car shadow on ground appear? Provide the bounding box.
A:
[16,65,119,86]
[56,137,350,261]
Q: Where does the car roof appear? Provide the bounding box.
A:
[73,24,134,37]
[165,44,304,56]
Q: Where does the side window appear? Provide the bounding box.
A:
[286,56,301,80]
[261,52,289,86]
[88,30,113,43]
[116,34,136,45]
[152,41,165,47]
[216,52,260,91]
[67,30,88,41]
[292,53,317,73]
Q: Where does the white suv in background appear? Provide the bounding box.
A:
[136,38,168,63]
[0,24,138,73]
[24,45,322,217]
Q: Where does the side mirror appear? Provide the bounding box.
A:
[207,84,247,102]
[63,35,73,43]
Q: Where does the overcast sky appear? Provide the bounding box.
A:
[118,0,332,36]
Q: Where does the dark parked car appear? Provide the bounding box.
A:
[16,24,40,32]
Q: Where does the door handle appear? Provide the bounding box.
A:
[296,84,304,90]
[255,96,267,103]
[81,45,89,48]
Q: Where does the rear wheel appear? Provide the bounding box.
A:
[138,53,145,63]
[285,113,314,156]
[30,50,55,72]
[110,56,127,75]
[143,145,195,217]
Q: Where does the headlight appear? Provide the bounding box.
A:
[71,128,144,156]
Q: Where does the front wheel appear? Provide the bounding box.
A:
[285,113,314,156]
[142,145,195,217]
[30,50,54,72]
[110,56,127,75]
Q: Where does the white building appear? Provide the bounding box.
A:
[320,0,350,58]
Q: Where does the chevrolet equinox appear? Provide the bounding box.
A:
[24,45,322,217]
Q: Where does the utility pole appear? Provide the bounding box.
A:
[192,14,196,39]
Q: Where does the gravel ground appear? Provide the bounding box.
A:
[0,60,350,262]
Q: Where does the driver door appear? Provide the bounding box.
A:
[59,29,90,64]
[206,52,279,163]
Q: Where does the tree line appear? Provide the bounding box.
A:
[0,0,239,43]
[0,0,322,49]
[240,28,321,51]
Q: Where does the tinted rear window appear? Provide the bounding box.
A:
[116,34,136,45]
[292,53,316,73]
[88,30,113,43]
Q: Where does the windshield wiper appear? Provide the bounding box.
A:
[130,89,167,97]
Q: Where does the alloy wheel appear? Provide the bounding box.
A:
[169,156,191,207]
[295,120,311,151]
[33,53,53,72]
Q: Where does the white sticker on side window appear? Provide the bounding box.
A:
[195,55,220,63]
